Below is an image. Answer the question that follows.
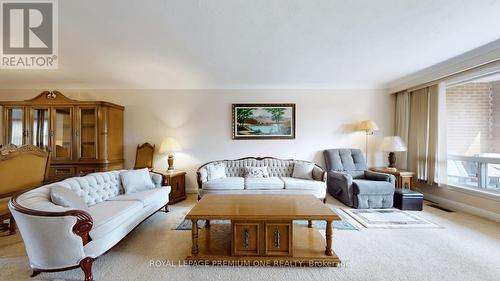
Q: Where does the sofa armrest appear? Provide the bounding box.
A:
[10,196,93,245]
[364,171,396,185]
[149,172,164,188]
[9,196,92,268]
[197,167,208,189]
[312,166,327,182]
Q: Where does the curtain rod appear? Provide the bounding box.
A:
[405,57,500,92]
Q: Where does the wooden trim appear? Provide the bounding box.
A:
[0,91,124,110]
[45,159,124,165]
[196,157,326,189]
[31,264,81,277]
[31,256,95,281]
[0,144,48,160]
[9,192,93,245]
[232,103,296,140]
[24,91,78,103]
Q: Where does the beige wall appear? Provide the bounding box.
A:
[0,89,394,192]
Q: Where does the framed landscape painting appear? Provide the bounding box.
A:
[232,103,296,139]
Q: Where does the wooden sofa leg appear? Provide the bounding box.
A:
[164,204,170,212]
[323,198,327,204]
[80,257,94,281]
[9,217,16,235]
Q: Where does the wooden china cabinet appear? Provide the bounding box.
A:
[1,91,124,182]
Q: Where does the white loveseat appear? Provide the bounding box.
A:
[197,157,327,201]
[9,170,170,281]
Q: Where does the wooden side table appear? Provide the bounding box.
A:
[370,167,415,190]
[158,170,187,204]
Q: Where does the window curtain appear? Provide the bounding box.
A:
[397,83,446,185]
[395,91,410,170]
[408,88,430,182]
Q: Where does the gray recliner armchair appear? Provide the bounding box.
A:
[323,149,395,209]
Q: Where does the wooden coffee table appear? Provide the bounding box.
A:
[185,194,341,266]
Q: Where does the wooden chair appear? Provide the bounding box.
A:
[0,145,50,235]
[134,143,155,170]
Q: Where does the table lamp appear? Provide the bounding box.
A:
[159,137,180,171]
[380,136,407,171]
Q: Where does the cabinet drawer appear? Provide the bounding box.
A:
[171,176,185,194]
[397,176,412,189]
[49,167,76,182]
[264,222,292,256]
[400,177,412,189]
[77,167,98,176]
[232,222,260,256]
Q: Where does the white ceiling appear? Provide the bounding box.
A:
[1,0,500,90]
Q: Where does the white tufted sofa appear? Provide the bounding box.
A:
[9,170,170,281]
[197,157,327,200]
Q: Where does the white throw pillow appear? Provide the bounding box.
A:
[120,168,155,194]
[51,186,90,212]
[206,163,226,181]
[244,166,269,178]
[292,162,315,179]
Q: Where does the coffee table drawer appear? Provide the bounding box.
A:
[264,222,292,256]
[232,222,260,256]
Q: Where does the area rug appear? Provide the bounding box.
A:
[175,208,358,230]
[342,208,441,229]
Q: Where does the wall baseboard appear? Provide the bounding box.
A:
[423,192,500,223]
[186,187,198,194]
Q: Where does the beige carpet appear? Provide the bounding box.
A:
[1,195,499,281]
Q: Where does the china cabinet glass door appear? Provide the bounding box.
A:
[52,107,73,161]
[30,108,50,151]
[5,107,26,146]
[77,107,98,160]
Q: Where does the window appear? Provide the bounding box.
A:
[446,74,500,193]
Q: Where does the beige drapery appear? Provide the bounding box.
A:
[394,91,410,170]
[396,84,444,185]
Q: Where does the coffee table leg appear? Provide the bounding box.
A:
[191,219,199,255]
[325,220,333,256]
[205,220,210,228]
[308,220,313,228]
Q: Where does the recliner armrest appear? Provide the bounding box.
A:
[327,171,353,188]
[364,171,396,185]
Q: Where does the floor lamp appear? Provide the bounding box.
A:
[359,120,379,162]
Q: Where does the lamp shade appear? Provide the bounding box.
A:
[159,137,180,154]
[380,136,407,152]
[359,120,379,131]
